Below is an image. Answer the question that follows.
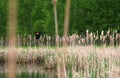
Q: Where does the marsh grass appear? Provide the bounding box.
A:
[65,46,120,78]
[0,46,120,78]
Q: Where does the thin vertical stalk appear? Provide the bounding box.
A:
[7,0,17,78]
[62,0,71,78]
[53,0,60,78]
[53,0,59,47]
[63,0,71,39]
[54,3,58,44]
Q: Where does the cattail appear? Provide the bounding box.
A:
[86,29,89,45]
[90,32,93,45]
[101,30,104,36]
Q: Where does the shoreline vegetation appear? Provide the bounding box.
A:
[0,46,120,77]
[0,46,120,63]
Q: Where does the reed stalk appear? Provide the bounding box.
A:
[62,0,71,78]
[52,0,61,78]
[7,0,17,78]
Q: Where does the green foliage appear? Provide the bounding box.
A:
[18,0,55,35]
[70,0,120,34]
[0,0,8,37]
[0,0,120,36]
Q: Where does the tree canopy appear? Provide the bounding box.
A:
[0,0,120,37]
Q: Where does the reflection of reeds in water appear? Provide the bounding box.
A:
[0,72,54,78]
[0,64,55,78]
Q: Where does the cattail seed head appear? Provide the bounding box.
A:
[52,0,57,5]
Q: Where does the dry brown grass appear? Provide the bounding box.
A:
[0,46,120,78]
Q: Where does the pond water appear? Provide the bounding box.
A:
[0,63,56,78]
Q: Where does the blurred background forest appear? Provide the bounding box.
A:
[0,0,120,37]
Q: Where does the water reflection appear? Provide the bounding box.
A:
[0,63,55,78]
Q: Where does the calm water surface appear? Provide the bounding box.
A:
[0,63,56,78]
